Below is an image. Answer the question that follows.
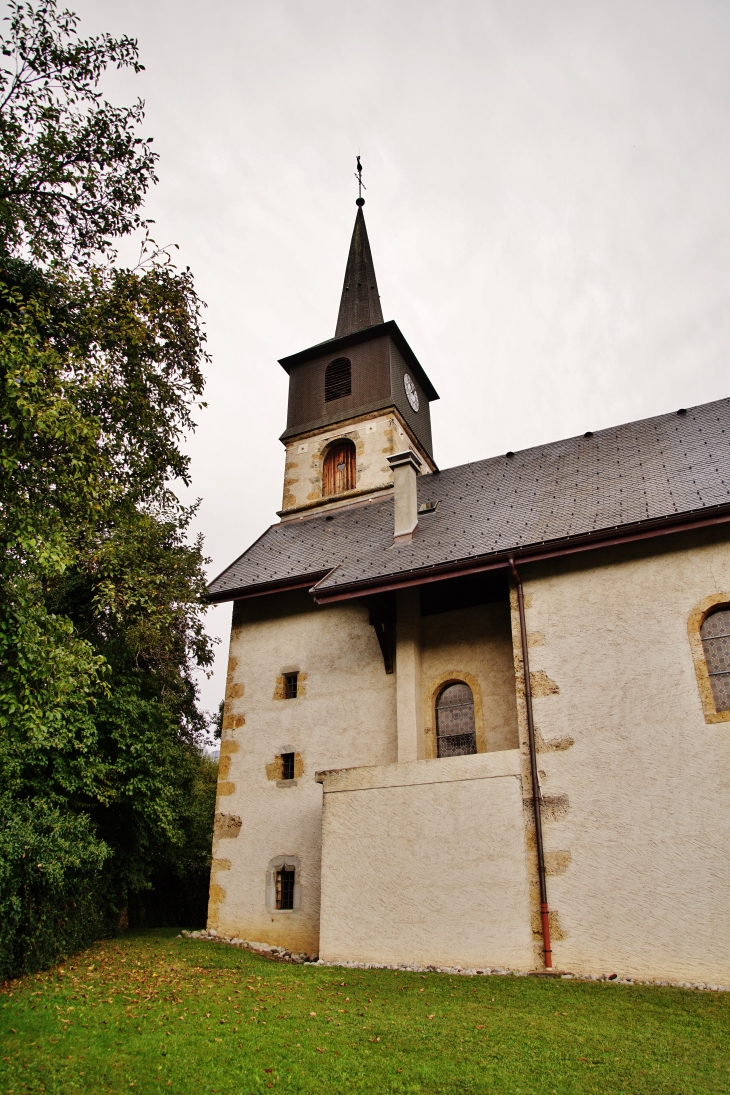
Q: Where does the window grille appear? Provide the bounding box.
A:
[281,752,295,780]
[323,439,356,496]
[324,357,352,402]
[276,867,295,910]
[436,681,477,757]
[283,672,298,699]
[700,607,730,711]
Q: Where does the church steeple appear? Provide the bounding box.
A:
[335,204,384,338]
[277,176,439,516]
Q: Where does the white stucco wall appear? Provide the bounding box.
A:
[317,751,534,970]
[209,590,397,954]
[520,529,730,982]
[421,600,519,755]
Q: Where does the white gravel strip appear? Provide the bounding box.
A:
[178,930,729,992]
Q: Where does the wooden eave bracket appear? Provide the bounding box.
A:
[362,593,396,674]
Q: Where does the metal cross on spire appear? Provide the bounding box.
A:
[354,155,366,206]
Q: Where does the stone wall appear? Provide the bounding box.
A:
[515,528,730,982]
[280,410,431,515]
[317,752,533,970]
[209,589,397,954]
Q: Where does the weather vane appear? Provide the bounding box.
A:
[355,155,366,206]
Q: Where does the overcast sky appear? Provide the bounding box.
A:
[72,0,730,715]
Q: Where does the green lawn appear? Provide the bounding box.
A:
[1,929,728,1094]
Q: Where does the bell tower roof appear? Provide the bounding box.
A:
[277,184,438,463]
[335,205,384,337]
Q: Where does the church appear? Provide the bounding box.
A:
[207,194,730,983]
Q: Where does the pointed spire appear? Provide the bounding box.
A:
[335,204,384,338]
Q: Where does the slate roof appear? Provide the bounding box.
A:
[207,398,730,602]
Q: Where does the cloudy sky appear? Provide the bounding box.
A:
[73,0,730,714]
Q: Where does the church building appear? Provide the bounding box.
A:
[207,194,730,982]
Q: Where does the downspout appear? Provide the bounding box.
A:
[509,556,553,970]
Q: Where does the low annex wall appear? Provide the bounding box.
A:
[316,751,533,970]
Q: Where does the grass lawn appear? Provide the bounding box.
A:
[1,929,728,1094]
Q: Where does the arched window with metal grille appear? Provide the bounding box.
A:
[323,438,356,496]
[700,607,730,712]
[324,357,352,402]
[436,681,477,757]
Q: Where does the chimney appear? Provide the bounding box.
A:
[387,450,422,543]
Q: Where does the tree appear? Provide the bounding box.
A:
[0,2,217,979]
[0,0,156,264]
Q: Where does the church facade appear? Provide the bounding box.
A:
[207,199,730,982]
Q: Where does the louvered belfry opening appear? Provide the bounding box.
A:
[436,682,478,757]
[701,607,730,711]
[276,867,295,910]
[323,439,356,496]
[324,357,352,402]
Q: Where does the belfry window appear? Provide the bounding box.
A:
[324,357,352,402]
[276,866,295,910]
[323,439,356,496]
[700,607,730,711]
[436,681,477,758]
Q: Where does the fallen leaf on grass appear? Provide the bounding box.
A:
[316,1047,325,1053]
[427,1014,435,1020]
[370,1037,381,1043]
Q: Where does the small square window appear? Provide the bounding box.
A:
[281,752,295,780]
[283,672,298,699]
[276,867,295,910]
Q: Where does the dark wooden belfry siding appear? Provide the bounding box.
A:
[389,343,433,456]
[286,337,391,433]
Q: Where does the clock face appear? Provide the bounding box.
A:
[403,373,420,412]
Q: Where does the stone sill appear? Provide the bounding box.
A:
[278,481,393,519]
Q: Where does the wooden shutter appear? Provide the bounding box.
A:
[323,440,356,496]
[324,358,352,402]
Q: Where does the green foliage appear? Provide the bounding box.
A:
[3,932,730,1094]
[0,796,111,981]
[0,2,217,978]
[0,0,156,264]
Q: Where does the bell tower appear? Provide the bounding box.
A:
[278,180,439,519]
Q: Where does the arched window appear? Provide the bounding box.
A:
[323,439,356,496]
[436,681,477,757]
[324,357,352,402]
[700,607,730,712]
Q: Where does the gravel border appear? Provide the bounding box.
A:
[178,930,729,992]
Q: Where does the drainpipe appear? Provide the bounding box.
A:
[509,556,553,970]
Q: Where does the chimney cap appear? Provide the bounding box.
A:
[387,450,422,472]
